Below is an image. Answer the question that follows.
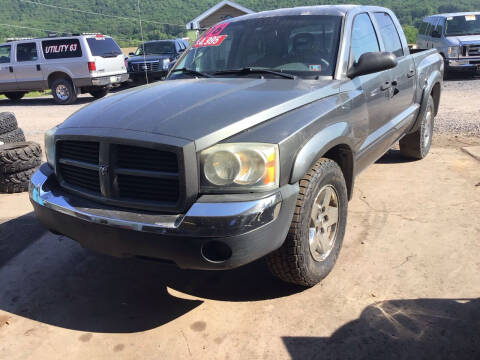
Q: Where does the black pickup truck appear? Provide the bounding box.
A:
[30,6,443,287]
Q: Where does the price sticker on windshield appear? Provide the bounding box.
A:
[465,15,476,21]
[193,22,230,48]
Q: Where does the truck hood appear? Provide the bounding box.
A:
[127,55,171,62]
[61,78,339,150]
[447,34,480,45]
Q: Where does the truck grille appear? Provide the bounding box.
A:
[130,61,161,72]
[56,140,184,212]
[466,45,480,57]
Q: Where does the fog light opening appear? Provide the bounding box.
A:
[201,241,232,263]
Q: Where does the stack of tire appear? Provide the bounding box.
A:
[0,112,42,193]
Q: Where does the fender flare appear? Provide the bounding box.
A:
[408,70,442,134]
[290,122,354,184]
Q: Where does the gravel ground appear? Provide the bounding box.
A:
[435,72,480,138]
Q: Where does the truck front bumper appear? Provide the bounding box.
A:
[447,58,480,71]
[29,164,298,270]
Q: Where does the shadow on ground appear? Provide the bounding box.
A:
[376,149,417,164]
[444,71,480,82]
[283,297,480,360]
[0,215,302,333]
[0,97,95,107]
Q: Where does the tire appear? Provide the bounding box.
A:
[0,142,42,174]
[51,78,77,105]
[266,158,348,287]
[5,92,25,102]
[0,112,18,135]
[0,167,36,193]
[0,128,26,144]
[399,95,434,160]
[89,88,109,99]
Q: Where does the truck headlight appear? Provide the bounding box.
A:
[200,143,279,193]
[44,125,58,168]
[447,46,460,59]
[163,58,170,70]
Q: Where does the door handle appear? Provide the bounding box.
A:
[36,64,41,71]
[407,69,415,78]
[380,81,391,91]
[9,66,13,73]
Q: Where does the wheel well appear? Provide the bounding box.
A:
[431,82,441,116]
[47,72,71,88]
[323,144,354,200]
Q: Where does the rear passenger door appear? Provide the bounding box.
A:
[373,12,416,122]
[0,44,17,91]
[13,42,45,91]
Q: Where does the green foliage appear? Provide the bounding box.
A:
[403,25,418,44]
[1,0,479,46]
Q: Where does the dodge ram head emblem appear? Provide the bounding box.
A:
[99,165,109,176]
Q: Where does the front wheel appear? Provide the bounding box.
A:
[5,92,26,102]
[89,88,109,99]
[399,95,435,160]
[266,158,348,287]
[51,78,77,105]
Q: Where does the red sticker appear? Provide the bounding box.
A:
[193,22,229,48]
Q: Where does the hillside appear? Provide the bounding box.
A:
[1,0,479,45]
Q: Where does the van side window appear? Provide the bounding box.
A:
[374,12,404,57]
[0,45,11,63]
[17,43,38,62]
[426,18,438,37]
[42,39,82,59]
[351,13,380,63]
[418,21,428,35]
[434,18,445,36]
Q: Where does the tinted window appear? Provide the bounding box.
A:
[419,21,428,35]
[434,18,445,36]
[445,15,480,36]
[0,45,11,63]
[17,42,38,62]
[374,12,404,57]
[42,39,82,59]
[86,37,122,57]
[426,18,438,36]
[136,41,175,55]
[176,15,342,77]
[351,13,380,63]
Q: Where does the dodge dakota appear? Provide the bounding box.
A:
[30,5,443,286]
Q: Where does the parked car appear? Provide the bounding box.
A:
[0,34,128,104]
[417,12,480,76]
[127,39,188,82]
[30,5,443,287]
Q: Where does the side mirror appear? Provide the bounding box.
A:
[347,52,398,78]
[431,30,441,38]
[178,48,185,53]
[129,52,135,56]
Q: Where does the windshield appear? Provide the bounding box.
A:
[172,15,342,79]
[445,15,480,36]
[136,42,175,55]
[86,37,122,57]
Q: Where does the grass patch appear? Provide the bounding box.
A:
[0,90,50,100]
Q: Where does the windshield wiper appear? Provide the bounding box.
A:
[171,67,212,78]
[214,67,296,80]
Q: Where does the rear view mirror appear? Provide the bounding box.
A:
[347,52,397,78]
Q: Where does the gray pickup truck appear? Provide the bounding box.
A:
[30,5,443,287]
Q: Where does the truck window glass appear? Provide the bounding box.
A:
[418,21,428,35]
[374,12,404,57]
[351,13,380,63]
[176,15,342,77]
[42,39,82,59]
[426,18,438,36]
[16,42,38,62]
[0,45,11,63]
[445,15,480,36]
[434,18,445,36]
[136,42,175,56]
[86,37,122,57]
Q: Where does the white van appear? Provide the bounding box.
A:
[0,34,128,104]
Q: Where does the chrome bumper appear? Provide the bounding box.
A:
[91,73,129,86]
[29,164,284,237]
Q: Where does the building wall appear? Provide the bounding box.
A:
[199,5,247,29]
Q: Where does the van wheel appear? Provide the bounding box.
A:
[399,95,434,160]
[5,92,26,102]
[51,78,77,105]
[89,88,109,99]
[266,158,348,287]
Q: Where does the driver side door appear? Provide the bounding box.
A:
[0,44,17,91]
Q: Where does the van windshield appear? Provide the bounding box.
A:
[86,37,122,57]
[445,15,480,36]
[173,15,343,78]
[136,42,175,55]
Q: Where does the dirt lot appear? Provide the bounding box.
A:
[0,75,479,359]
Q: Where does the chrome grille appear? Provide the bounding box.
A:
[467,46,480,57]
[130,61,161,72]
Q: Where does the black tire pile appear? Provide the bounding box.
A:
[0,112,42,193]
